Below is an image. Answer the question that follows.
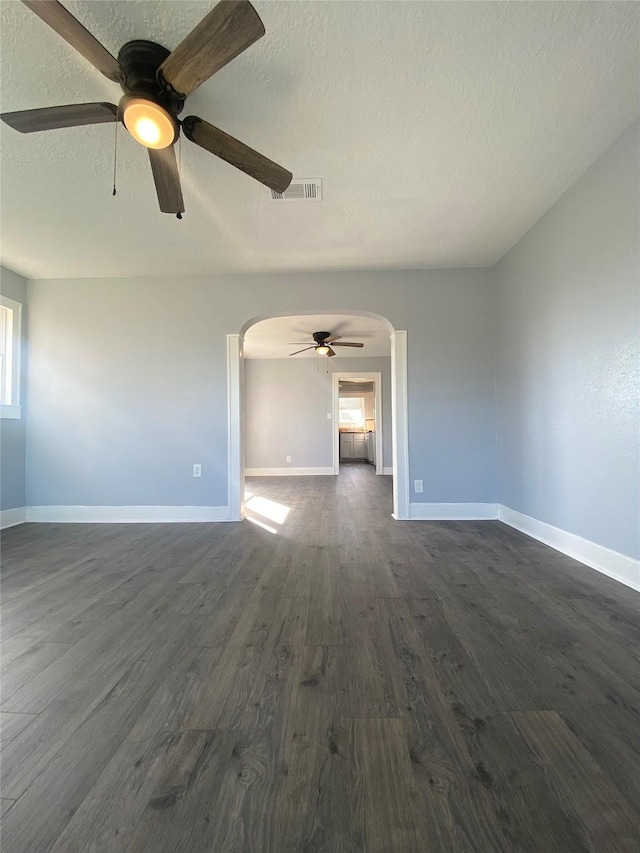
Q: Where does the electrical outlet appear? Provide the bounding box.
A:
[327,412,332,419]
[193,464,202,478]
[286,456,291,463]
[414,479,423,493]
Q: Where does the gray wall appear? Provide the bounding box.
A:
[245,357,392,470]
[25,268,496,507]
[0,266,27,510]
[495,119,639,559]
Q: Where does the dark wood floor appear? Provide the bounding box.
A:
[1,464,639,852]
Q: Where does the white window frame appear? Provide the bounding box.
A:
[0,295,22,419]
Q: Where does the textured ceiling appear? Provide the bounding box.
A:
[0,0,638,280]
[243,313,391,359]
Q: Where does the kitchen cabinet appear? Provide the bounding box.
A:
[340,432,366,460]
[365,431,376,465]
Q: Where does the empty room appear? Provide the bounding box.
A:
[0,1,639,851]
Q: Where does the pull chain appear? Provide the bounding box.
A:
[112,116,118,196]
[176,132,183,219]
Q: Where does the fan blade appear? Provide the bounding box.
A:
[159,0,265,97]
[22,1,122,82]
[324,335,342,344]
[288,346,315,356]
[332,342,364,348]
[183,117,292,193]
[148,146,185,215]
[1,102,117,133]
[326,347,336,357]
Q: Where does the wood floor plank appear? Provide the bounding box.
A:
[1,798,16,817]
[124,729,236,853]
[1,591,195,797]
[511,710,640,851]
[282,542,320,598]
[435,586,640,807]
[306,546,349,645]
[0,711,37,747]
[273,645,363,852]
[341,598,400,717]
[193,597,309,851]
[0,618,196,853]
[47,645,222,853]
[1,567,189,715]
[339,559,401,600]
[405,601,500,719]
[453,711,594,852]
[188,545,265,646]
[1,641,74,702]
[43,599,122,644]
[354,716,429,853]
[1,635,51,669]
[1,596,98,642]
[185,589,280,731]
[380,597,513,852]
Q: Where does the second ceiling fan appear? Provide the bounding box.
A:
[1,0,293,216]
[289,331,365,358]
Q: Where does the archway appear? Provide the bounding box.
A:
[226,310,409,520]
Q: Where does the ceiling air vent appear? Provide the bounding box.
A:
[271,179,322,202]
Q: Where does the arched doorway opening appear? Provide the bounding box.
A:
[226,310,409,520]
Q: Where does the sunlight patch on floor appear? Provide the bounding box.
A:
[246,516,278,535]
[245,494,291,525]
[244,491,292,535]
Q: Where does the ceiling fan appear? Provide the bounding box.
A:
[288,331,365,358]
[1,0,293,216]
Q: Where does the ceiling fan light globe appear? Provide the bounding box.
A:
[315,345,330,355]
[134,117,161,146]
[121,97,177,149]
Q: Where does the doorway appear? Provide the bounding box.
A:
[228,314,409,521]
[332,372,383,475]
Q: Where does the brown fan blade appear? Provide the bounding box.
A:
[324,335,342,344]
[159,0,265,97]
[1,102,117,133]
[332,342,364,348]
[288,346,315,356]
[22,1,122,82]
[183,117,292,193]
[326,347,336,357]
[148,146,185,215]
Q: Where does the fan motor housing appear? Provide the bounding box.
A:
[313,331,331,343]
[117,40,185,116]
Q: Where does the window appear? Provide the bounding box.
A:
[0,295,22,419]
[339,396,365,428]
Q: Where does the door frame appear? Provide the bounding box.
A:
[332,372,383,475]
[228,322,410,521]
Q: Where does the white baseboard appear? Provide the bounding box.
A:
[0,506,27,529]
[382,467,393,475]
[26,506,231,523]
[410,502,498,520]
[245,467,334,477]
[498,505,640,592]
